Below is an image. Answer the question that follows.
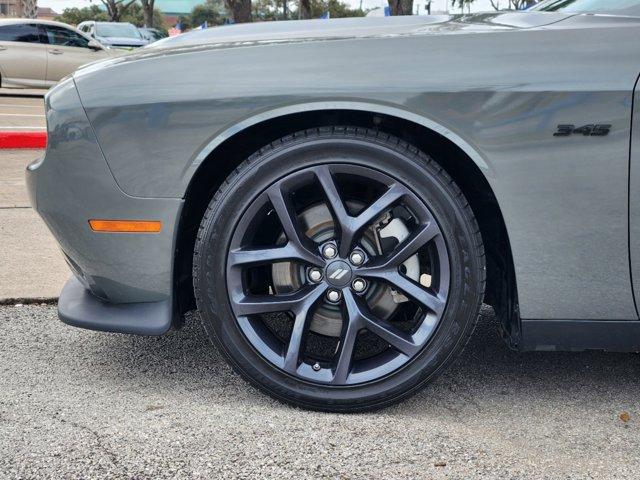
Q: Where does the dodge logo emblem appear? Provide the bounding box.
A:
[325,260,352,287]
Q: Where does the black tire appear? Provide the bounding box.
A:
[193,127,485,412]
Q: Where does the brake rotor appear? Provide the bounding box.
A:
[271,201,420,337]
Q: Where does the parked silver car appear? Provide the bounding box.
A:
[138,27,167,44]
[0,19,112,89]
[77,21,148,49]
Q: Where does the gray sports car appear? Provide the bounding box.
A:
[26,0,640,411]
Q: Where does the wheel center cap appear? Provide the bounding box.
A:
[325,260,353,287]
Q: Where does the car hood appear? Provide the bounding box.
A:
[74,12,573,75]
[150,11,573,49]
[98,36,147,46]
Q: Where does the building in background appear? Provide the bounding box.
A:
[37,6,57,20]
[0,0,23,17]
[0,0,37,18]
[154,0,201,25]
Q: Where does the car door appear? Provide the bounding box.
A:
[41,24,109,84]
[0,23,47,88]
[78,23,94,38]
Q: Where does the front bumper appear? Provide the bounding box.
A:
[27,78,183,335]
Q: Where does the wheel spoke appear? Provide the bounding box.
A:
[346,292,419,357]
[314,165,350,221]
[229,242,320,268]
[360,269,445,316]
[234,285,325,316]
[364,221,440,270]
[393,221,440,264]
[387,272,445,315]
[313,165,352,249]
[362,313,420,357]
[282,288,323,373]
[332,291,364,384]
[351,183,407,233]
[315,167,408,257]
[267,183,319,260]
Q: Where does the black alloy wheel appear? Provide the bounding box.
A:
[194,127,485,412]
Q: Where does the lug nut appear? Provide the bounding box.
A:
[326,289,341,303]
[308,268,323,283]
[349,250,365,266]
[312,362,321,371]
[351,278,367,293]
[322,244,337,259]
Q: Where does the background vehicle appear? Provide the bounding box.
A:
[77,21,148,49]
[138,27,167,44]
[0,19,110,89]
[531,0,640,14]
[27,1,640,412]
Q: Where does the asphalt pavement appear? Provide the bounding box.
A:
[1,306,639,479]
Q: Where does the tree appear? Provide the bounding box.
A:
[294,0,366,18]
[191,3,224,26]
[252,0,281,21]
[451,0,474,13]
[55,6,109,25]
[298,0,311,19]
[492,0,536,9]
[100,0,137,22]
[139,0,155,27]
[225,0,252,23]
[388,0,413,15]
[510,0,531,9]
[120,3,167,30]
[21,0,37,19]
[57,4,166,30]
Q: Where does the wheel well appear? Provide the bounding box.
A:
[174,110,519,344]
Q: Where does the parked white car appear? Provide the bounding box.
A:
[77,21,148,49]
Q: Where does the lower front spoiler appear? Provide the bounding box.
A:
[58,277,172,336]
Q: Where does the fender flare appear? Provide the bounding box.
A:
[179,100,495,196]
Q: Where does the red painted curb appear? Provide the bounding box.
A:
[0,132,47,149]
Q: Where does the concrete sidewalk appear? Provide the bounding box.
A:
[0,149,68,301]
[0,96,46,131]
[0,87,47,98]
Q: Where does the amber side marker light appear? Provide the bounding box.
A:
[89,220,162,233]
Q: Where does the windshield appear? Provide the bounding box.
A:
[96,23,141,39]
[531,0,640,15]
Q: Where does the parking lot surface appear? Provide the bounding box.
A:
[1,305,639,479]
[0,150,68,300]
[0,96,45,131]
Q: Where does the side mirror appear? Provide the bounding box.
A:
[88,39,102,50]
